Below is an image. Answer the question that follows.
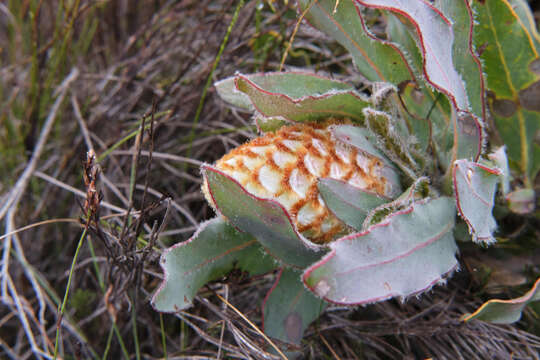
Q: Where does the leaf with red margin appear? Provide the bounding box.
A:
[203,165,325,268]
[356,0,484,161]
[453,159,501,245]
[151,217,276,312]
[386,15,453,166]
[234,73,370,123]
[297,0,414,84]
[303,197,457,305]
[356,0,473,115]
[462,277,540,324]
[263,268,327,353]
[318,178,390,231]
[362,176,431,229]
[435,1,486,122]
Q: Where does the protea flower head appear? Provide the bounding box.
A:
[203,122,400,243]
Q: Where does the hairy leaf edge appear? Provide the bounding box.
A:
[297,0,417,83]
[150,218,261,313]
[202,165,324,261]
[355,0,486,160]
[234,73,370,123]
[302,197,458,305]
[452,159,502,244]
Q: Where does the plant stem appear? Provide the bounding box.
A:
[53,222,89,359]
[160,313,167,359]
[131,296,141,360]
[102,326,114,360]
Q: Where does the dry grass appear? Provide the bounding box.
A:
[0,0,539,359]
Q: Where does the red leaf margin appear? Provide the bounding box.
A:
[202,164,324,266]
[150,218,262,313]
[233,72,370,124]
[355,0,486,161]
[302,198,458,305]
[452,159,502,244]
[297,0,417,84]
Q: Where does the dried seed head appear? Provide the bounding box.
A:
[204,123,395,243]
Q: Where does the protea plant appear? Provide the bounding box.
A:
[203,121,401,243]
[153,0,540,354]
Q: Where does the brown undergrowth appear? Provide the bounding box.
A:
[0,1,539,359]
